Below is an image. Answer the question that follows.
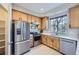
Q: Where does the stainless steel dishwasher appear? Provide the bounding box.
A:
[60,38,77,55]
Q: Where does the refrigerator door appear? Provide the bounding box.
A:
[20,22,24,41]
[15,40,30,55]
[23,22,30,40]
[15,21,22,42]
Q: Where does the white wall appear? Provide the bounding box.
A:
[7,3,12,55]
[68,29,79,38]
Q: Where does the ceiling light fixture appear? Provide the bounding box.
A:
[40,8,44,11]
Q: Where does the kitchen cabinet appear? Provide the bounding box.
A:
[41,17,48,30]
[12,10,21,21]
[41,35,47,45]
[31,16,36,23]
[69,5,79,28]
[12,9,42,30]
[27,14,32,23]
[35,17,42,30]
[20,12,27,22]
[47,36,53,48]
[52,37,60,50]
[12,10,27,21]
[41,34,60,51]
[60,38,77,55]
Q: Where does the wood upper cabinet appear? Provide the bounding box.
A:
[12,9,42,30]
[20,12,27,21]
[27,14,32,23]
[69,5,79,28]
[12,10,21,21]
[37,18,41,30]
[41,17,48,30]
[35,17,41,30]
[31,16,36,22]
[12,10,27,21]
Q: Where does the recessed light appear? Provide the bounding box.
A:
[40,8,44,11]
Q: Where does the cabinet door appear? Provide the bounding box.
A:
[42,35,47,45]
[31,16,36,23]
[27,14,32,24]
[37,18,41,30]
[12,10,21,21]
[52,37,60,50]
[20,12,27,22]
[41,17,48,30]
[69,5,79,28]
[47,36,53,48]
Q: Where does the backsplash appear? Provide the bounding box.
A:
[68,29,79,38]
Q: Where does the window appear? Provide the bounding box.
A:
[49,15,69,35]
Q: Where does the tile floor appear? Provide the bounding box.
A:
[24,44,62,55]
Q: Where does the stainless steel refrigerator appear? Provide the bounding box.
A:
[11,20,30,55]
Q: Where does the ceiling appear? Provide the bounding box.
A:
[13,3,78,17]
[13,3,63,13]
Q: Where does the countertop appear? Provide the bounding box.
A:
[41,32,79,41]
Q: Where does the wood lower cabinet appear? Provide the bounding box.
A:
[41,35,47,45]
[42,34,60,51]
[47,36,53,48]
[52,37,60,50]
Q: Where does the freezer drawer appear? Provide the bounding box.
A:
[15,40,30,55]
[60,38,77,55]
